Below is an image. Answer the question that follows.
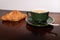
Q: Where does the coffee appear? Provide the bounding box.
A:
[32,10,48,13]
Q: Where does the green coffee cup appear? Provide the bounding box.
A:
[27,10,49,24]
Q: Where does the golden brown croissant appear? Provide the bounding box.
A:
[1,10,27,21]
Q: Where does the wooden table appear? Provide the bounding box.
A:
[0,10,60,40]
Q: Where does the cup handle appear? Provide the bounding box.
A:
[27,11,31,17]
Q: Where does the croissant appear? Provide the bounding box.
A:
[1,10,27,21]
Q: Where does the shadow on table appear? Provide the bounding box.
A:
[26,24,57,40]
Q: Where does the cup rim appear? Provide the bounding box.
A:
[31,9,49,13]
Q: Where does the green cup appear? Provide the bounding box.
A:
[27,10,49,24]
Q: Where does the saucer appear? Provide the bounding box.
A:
[25,16,54,27]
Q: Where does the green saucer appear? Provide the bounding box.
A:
[25,16,54,27]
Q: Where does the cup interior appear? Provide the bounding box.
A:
[31,10,49,13]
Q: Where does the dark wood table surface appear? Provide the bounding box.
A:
[0,10,60,40]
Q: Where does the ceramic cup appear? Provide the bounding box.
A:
[27,10,49,24]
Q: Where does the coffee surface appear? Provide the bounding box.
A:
[32,10,48,13]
